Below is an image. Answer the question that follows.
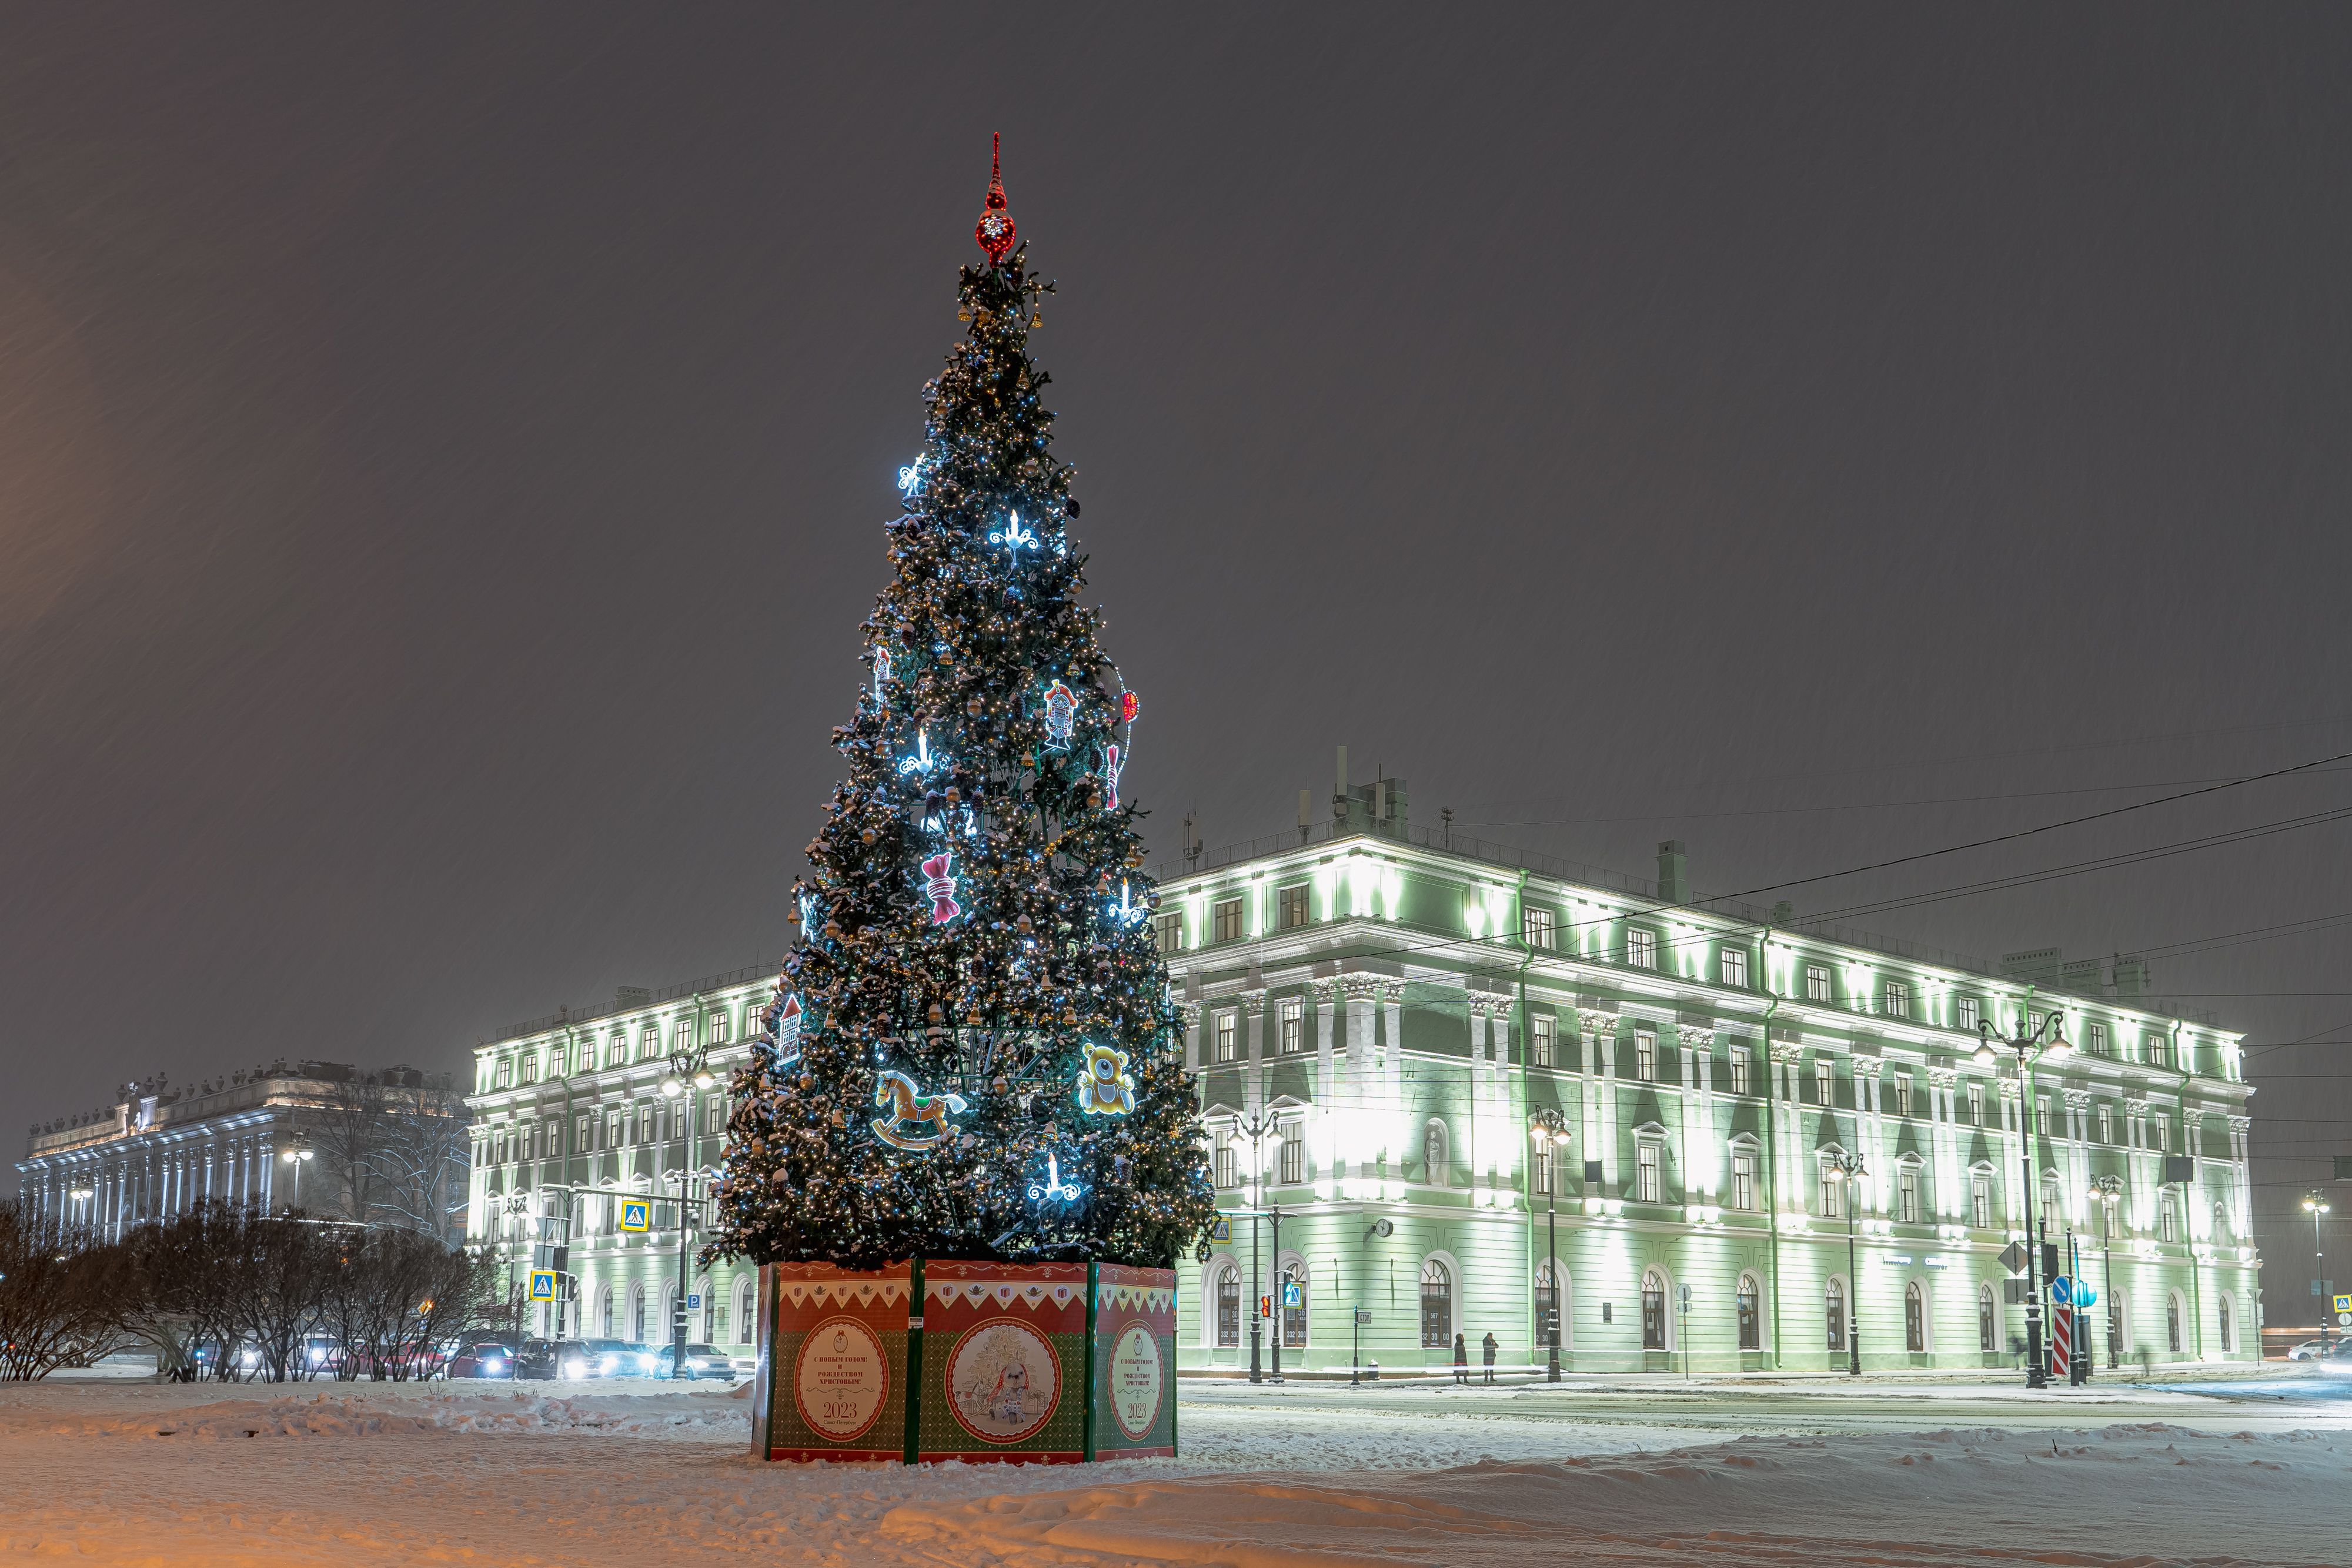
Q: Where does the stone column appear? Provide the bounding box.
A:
[1679,1026,1716,1202]
[1850,1055,1883,1215]
[1929,1067,1960,1221]
[1770,1042,1803,1222]
[1242,988,1268,1116]
[1582,1008,1621,1193]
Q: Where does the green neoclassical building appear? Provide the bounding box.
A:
[1162,780,2259,1377]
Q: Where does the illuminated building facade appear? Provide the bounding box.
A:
[1165,783,2259,1374]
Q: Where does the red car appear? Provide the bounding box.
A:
[446,1340,516,1379]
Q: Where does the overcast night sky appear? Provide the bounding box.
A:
[3,7,2349,1291]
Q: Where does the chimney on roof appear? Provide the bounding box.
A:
[2112,954,2153,999]
[1657,841,1689,905]
[616,986,652,1010]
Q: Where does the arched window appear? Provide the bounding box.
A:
[696,1277,715,1343]
[628,1281,647,1344]
[1419,1259,1453,1348]
[1279,1261,1308,1349]
[1212,1262,1241,1348]
[1977,1283,1997,1353]
[1825,1277,1847,1352]
[732,1276,756,1347]
[2217,1293,2234,1353]
[1641,1268,1668,1350]
[599,1284,616,1340]
[2108,1286,2130,1358]
[662,1282,679,1345]
[1534,1262,1566,1350]
[2166,1290,2184,1355]
[1904,1281,1927,1352]
[1423,1121,1449,1188]
[1736,1272,1761,1350]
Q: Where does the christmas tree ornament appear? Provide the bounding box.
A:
[897,454,927,496]
[1075,1042,1136,1116]
[920,850,961,924]
[870,1069,969,1151]
[975,132,1017,265]
[1040,681,1077,750]
[988,510,1038,560]
[1120,689,1139,724]
[770,991,805,1065]
[1102,743,1124,808]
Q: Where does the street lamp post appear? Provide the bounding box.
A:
[1823,1150,1866,1376]
[1232,1108,1277,1385]
[2305,1191,2334,1355]
[1976,1007,2072,1389]
[278,1133,316,1211]
[1528,1111,1569,1382]
[2090,1175,2122,1370]
[662,1028,717,1380]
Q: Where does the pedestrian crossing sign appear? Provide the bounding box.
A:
[2334,1293,2350,1315]
[528,1269,559,1302]
[619,1199,651,1233]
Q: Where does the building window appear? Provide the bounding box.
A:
[1956,996,1980,1031]
[1524,907,1555,950]
[1730,1047,1750,1096]
[1814,1060,1834,1105]
[1626,928,1658,969]
[1634,1032,1656,1081]
[1279,1265,1308,1348]
[1806,964,1832,1003]
[1894,1074,1913,1118]
[2166,1292,2184,1355]
[2042,1172,2060,1222]
[2097,1105,2112,1144]
[1905,1281,1927,1353]
[1532,1144,1553,1196]
[1635,1142,1662,1204]
[1720,947,1748,988]
[2160,1192,2178,1243]
[1531,1014,1555,1068]
[640,1027,659,1061]
[1278,1120,1304,1186]
[2088,1021,2109,1055]
[1826,1278,1847,1352]
[1736,1273,1761,1351]
[2110,1288,2129,1358]
[1820,1161,1843,1219]
[1731,1149,1756,1211]
[1278,884,1309,930]
[1212,898,1243,943]
[1971,1172,1992,1229]
[1882,981,1909,1018]
[1419,1260,1453,1348]
[1215,1012,1238,1064]
[496,1058,514,1088]
[1215,1265,1241,1348]
[2218,1293,2234,1353]
[576,1114,593,1151]
[1214,1135,1236,1189]
[1278,998,1304,1054]
[1423,1121,1449,1188]
[2146,1034,2168,1068]
[706,1099,724,1138]
[1968,1083,1984,1126]
[1641,1269,1668,1350]
[2157,1117,2171,1154]
[1978,1284,1997,1353]
[1897,1164,1920,1224]
[1154,913,1182,954]
[1535,1263,1563,1349]
[709,1012,729,1044]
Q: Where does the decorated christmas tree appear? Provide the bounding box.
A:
[709,140,1213,1275]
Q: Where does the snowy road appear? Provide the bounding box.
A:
[5,1373,2350,1565]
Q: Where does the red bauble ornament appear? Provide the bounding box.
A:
[975,131,1017,265]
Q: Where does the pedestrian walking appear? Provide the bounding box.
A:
[1452,1332,1469,1384]
[1481,1331,1498,1384]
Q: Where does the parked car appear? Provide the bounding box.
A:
[447,1340,516,1379]
[2285,1339,2327,1361]
[622,1342,662,1376]
[516,1339,594,1380]
[652,1343,740,1381]
[576,1339,638,1378]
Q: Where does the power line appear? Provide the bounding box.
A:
[1698,748,2352,910]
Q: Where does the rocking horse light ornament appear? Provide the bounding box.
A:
[871,1068,969,1151]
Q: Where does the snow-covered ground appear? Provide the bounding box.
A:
[5,1374,2350,1565]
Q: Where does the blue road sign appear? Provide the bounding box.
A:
[2050,1276,2072,1306]
[618,1199,650,1233]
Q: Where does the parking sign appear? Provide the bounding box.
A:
[687,1293,700,1310]
[619,1199,651,1233]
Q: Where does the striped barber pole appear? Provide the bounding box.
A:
[2050,1303,2072,1382]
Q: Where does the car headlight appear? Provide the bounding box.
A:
[562,1359,585,1378]
[598,1355,617,1374]
[483,1358,502,1371]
